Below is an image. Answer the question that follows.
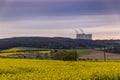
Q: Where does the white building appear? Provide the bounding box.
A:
[76,34,92,40]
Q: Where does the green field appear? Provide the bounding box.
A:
[0,59,119,80]
[77,49,92,55]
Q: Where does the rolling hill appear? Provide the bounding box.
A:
[0,37,119,50]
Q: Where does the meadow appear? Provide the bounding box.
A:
[0,59,120,80]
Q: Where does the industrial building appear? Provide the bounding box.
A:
[75,28,92,40]
[76,34,92,40]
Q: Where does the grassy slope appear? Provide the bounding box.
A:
[0,59,119,80]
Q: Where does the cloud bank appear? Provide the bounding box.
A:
[0,0,120,39]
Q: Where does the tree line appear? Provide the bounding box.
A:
[0,37,119,50]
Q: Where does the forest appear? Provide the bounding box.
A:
[0,37,119,50]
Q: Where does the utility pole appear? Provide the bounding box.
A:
[103,46,106,61]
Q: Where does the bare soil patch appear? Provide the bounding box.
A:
[79,50,120,60]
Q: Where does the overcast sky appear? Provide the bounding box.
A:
[0,0,120,39]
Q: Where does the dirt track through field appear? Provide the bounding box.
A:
[79,50,120,60]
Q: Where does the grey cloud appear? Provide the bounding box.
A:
[0,14,120,39]
[0,0,120,20]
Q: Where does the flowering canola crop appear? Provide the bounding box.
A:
[0,59,120,80]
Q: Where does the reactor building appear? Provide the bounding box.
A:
[75,28,92,40]
[76,34,92,40]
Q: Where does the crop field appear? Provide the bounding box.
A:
[0,48,91,58]
[0,59,120,80]
[1,47,43,52]
[0,47,51,57]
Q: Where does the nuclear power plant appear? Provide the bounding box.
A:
[76,34,92,40]
[75,28,92,40]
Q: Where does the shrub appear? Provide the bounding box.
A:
[53,50,78,61]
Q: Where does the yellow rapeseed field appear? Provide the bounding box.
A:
[0,59,120,80]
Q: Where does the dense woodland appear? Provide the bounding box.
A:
[0,37,119,50]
